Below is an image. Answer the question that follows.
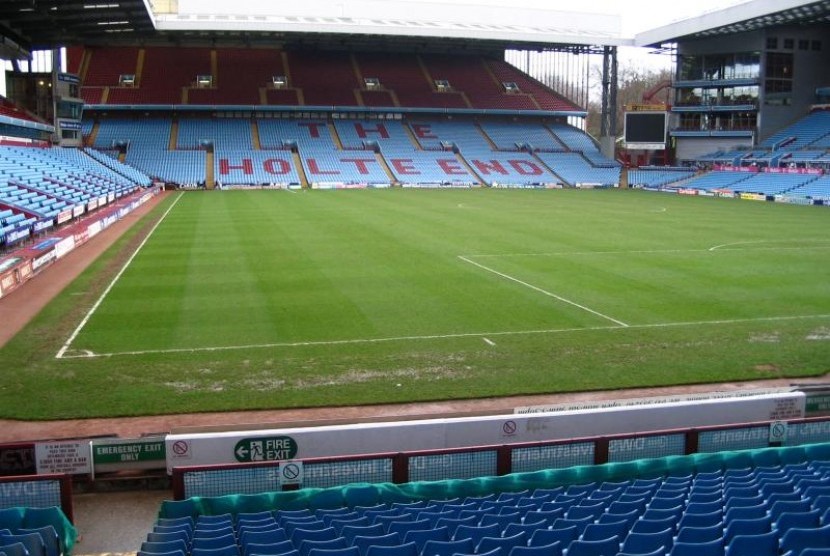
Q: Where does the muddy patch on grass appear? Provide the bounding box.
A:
[753,364,780,373]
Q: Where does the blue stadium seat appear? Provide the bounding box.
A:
[291,527,338,547]
[191,546,241,556]
[452,524,500,545]
[631,516,678,535]
[565,536,620,556]
[299,539,349,556]
[191,534,237,551]
[619,529,674,555]
[17,526,60,556]
[146,530,191,546]
[668,538,724,556]
[725,531,778,556]
[363,542,418,556]
[723,515,771,542]
[385,519,430,538]
[242,540,294,556]
[351,533,401,556]
[529,525,579,548]
[508,541,563,556]
[421,539,474,556]
[780,523,830,555]
[775,509,822,534]
[340,524,384,545]
[475,532,526,555]
[402,526,449,551]
[326,517,365,532]
[140,539,189,555]
[307,546,360,556]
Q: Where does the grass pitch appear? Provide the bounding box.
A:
[2,188,829,419]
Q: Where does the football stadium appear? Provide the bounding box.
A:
[0,0,829,554]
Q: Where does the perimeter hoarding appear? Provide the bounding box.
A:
[165,390,804,473]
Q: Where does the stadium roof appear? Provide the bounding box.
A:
[0,0,156,57]
[635,0,830,47]
[0,0,627,56]
[150,0,627,52]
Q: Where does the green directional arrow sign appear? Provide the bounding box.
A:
[234,436,298,463]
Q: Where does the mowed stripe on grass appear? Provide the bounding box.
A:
[68,189,830,354]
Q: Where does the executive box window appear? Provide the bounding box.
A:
[766,52,793,79]
[677,52,760,81]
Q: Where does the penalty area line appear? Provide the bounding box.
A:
[55,192,185,360]
[458,255,629,327]
[54,312,830,360]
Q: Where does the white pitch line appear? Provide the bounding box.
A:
[458,255,629,327]
[56,313,830,360]
[55,193,185,359]
[467,244,830,259]
[709,240,830,252]
[483,337,496,347]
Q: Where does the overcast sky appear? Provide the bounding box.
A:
[407,0,751,35]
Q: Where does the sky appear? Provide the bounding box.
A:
[524,0,751,70]
[424,0,752,35]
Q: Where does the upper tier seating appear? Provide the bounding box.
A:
[0,95,44,124]
[148,456,830,556]
[760,111,830,150]
[486,59,581,112]
[188,49,280,105]
[75,47,582,113]
[82,47,139,87]
[353,53,435,109]
[287,51,361,107]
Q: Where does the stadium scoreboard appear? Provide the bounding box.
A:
[624,103,668,151]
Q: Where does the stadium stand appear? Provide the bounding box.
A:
[458,150,558,186]
[536,152,620,187]
[627,168,696,189]
[76,47,575,112]
[478,121,566,152]
[759,111,830,150]
[83,115,630,189]
[154,442,830,556]
[678,171,756,192]
[0,142,152,249]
